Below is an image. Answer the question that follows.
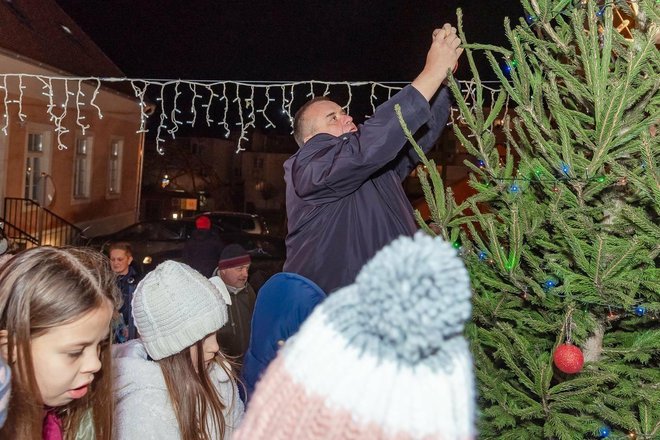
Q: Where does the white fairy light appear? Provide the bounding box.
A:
[17,75,27,122]
[1,75,9,135]
[76,79,90,135]
[0,74,502,153]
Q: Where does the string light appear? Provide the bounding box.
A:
[0,74,503,154]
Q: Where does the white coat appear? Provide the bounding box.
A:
[113,340,244,439]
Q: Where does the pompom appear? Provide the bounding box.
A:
[350,232,472,365]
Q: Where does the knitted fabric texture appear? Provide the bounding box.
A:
[132,261,228,360]
[195,215,212,230]
[218,244,251,270]
[234,232,476,439]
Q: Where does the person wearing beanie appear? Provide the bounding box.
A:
[215,244,256,362]
[234,232,476,439]
[241,272,326,403]
[182,215,225,277]
[113,261,244,439]
[108,241,141,342]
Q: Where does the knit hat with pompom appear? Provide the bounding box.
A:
[132,261,228,360]
[234,232,476,439]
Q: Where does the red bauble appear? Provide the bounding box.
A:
[553,343,584,374]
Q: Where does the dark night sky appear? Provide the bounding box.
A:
[55,0,523,82]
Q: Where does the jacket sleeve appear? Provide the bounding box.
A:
[291,85,432,202]
[392,85,453,181]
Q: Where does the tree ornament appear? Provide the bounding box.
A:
[633,305,646,317]
[598,425,611,438]
[617,177,628,186]
[628,431,637,439]
[553,343,584,373]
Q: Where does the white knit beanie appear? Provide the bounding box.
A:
[132,260,229,360]
[234,232,476,439]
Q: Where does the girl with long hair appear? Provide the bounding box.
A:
[0,246,121,439]
[113,260,243,439]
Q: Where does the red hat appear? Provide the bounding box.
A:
[195,215,211,230]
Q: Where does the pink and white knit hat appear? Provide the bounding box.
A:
[234,232,476,439]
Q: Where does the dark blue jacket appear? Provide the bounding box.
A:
[241,272,326,402]
[117,265,140,340]
[283,85,452,293]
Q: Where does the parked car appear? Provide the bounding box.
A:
[84,219,285,290]
[190,211,271,236]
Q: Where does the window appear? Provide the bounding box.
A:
[107,139,123,196]
[73,137,92,199]
[252,156,264,178]
[23,129,50,202]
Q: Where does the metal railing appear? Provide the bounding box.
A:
[2,198,82,248]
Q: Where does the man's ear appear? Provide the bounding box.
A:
[0,330,16,363]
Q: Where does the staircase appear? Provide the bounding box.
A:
[1,197,82,250]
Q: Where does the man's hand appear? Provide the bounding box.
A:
[412,23,464,101]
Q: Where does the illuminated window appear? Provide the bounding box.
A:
[73,137,93,199]
[107,139,123,195]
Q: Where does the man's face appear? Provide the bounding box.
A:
[219,264,250,289]
[303,100,357,143]
[109,249,132,276]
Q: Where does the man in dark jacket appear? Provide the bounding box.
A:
[109,242,141,341]
[182,215,224,277]
[215,244,256,362]
[283,23,463,293]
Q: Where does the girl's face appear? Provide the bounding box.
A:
[189,333,219,372]
[30,300,113,407]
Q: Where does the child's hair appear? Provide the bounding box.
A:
[108,241,133,256]
[160,340,237,440]
[0,246,121,440]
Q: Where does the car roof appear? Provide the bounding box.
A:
[207,211,261,217]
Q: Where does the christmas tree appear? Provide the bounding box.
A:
[397,1,659,438]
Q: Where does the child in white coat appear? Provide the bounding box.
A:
[113,261,243,440]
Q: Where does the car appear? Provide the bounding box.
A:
[84,219,285,291]
[191,211,271,235]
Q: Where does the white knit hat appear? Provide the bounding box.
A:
[132,260,229,360]
[234,232,476,439]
